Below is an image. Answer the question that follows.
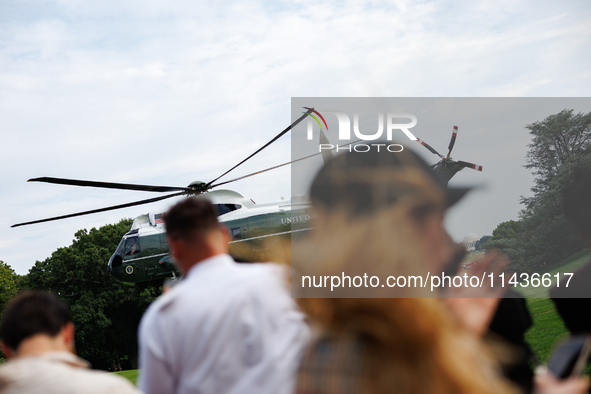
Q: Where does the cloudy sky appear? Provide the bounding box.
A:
[1,0,590,275]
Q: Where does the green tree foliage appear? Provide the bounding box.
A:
[21,219,161,369]
[0,261,18,363]
[524,109,591,200]
[485,220,527,269]
[474,235,491,251]
[491,220,522,241]
[0,261,18,314]
[519,150,591,271]
[485,238,527,271]
[495,109,591,272]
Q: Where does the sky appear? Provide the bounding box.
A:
[1,0,590,275]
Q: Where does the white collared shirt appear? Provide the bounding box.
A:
[0,351,141,394]
[137,254,309,394]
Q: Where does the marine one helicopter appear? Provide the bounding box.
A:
[13,111,482,285]
[12,109,340,285]
[415,126,483,184]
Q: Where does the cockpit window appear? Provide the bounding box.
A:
[214,204,241,216]
[124,236,141,256]
[114,238,125,256]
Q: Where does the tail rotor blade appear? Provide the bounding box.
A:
[447,126,458,158]
[457,161,483,171]
[416,139,444,159]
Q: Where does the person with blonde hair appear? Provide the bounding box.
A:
[292,147,588,394]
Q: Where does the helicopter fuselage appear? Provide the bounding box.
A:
[107,190,314,284]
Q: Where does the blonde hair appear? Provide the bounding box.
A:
[298,297,516,394]
[293,173,448,298]
[295,181,516,394]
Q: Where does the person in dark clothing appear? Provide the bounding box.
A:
[488,290,535,393]
[550,166,591,332]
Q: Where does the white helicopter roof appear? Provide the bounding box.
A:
[131,189,257,232]
[195,189,255,208]
[129,190,311,233]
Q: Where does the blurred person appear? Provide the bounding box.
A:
[546,165,591,391]
[162,278,180,293]
[0,290,141,394]
[137,198,309,394]
[551,165,591,332]
[292,147,588,394]
[487,292,535,391]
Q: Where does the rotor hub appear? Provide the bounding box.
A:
[186,181,210,195]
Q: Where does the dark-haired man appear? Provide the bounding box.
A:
[0,291,141,394]
[137,198,308,394]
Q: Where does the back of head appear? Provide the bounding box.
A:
[310,147,468,218]
[296,149,515,393]
[164,198,220,243]
[562,165,591,241]
[297,147,467,298]
[0,291,71,351]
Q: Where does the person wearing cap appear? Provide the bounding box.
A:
[0,290,142,394]
[292,146,588,394]
[137,198,309,394]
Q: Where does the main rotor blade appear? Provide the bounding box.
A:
[210,139,362,189]
[28,177,190,193]
[457,161,483,171]
[416,138,444,159]
[11,192,185,228]
[205,108,314,188]
[447,126,458,158]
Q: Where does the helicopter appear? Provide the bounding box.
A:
[12,112,481,284]
[415,126,483,184]
[104,188,317,284]
[11,109,339,284]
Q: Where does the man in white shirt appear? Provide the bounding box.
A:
[137,198,309,394]
[0,291,141,394]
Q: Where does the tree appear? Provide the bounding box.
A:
[491,221,522,241]
[518,109,591,271]
[519,151,591,270]
[484,221,527,270]
[524,109,591,200]
[0,261,18,363]
[474,235,491,251]
[483,110,591,273]
[0,261,17,313]
[21,219,162,370]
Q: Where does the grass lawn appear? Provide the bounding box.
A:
[114,369,139,385]
[524,298,569,363]
[525,297,591,376]
[521,249,590,365]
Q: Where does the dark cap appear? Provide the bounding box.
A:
[310,146,470,217]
